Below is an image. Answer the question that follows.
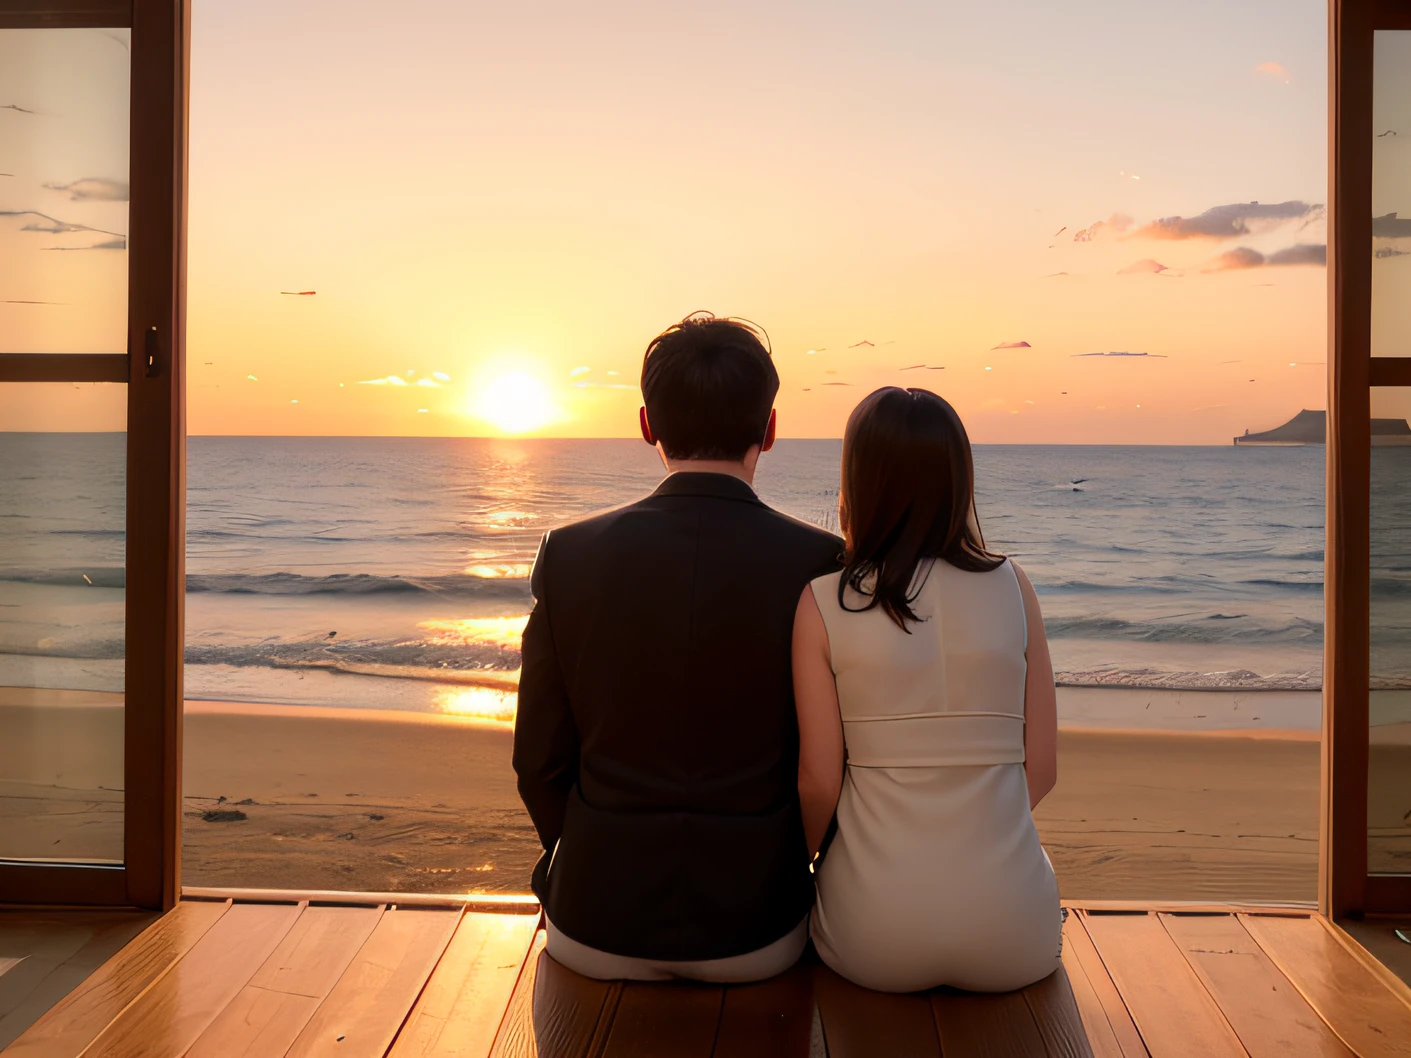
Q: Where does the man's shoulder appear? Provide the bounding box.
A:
[754,503,843,558]
[544,491,842,567]
[543,494,658,550]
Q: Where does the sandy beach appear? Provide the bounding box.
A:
[6,685,1408,902]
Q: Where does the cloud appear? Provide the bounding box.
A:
[1373,212,1411,238]
[570,381,636,390]
[1203,246,1267,272]
[0,209,124,238]
[1118,258,1170,275]
[358,375,410,386]
[568,366,590,377]
[1203,243,1326,271]
[1256,61,1290,82]
[1265,243,1326,266]
[1072,351,1168,358]
[1073,213,1133,242]
[991,341,1031,349]
[42,177,129,201]
[1135,200,1320,240]
[1376,246,1411,259]
[42,237,124,251]
[415,377,439,387]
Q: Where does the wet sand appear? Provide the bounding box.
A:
[5,688,1408,901]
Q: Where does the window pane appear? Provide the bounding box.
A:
[0,383,125,865]
[1370,387,1411,875]
[1373,31,1411,357]
[0,29,129,355]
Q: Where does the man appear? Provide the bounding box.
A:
[514,313,843,982]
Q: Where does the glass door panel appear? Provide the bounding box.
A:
[0,382,126,865]
[0,27,129,355]
[1370,387,1411,875]
[1373,30,1411,357]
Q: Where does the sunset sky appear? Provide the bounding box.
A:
[7,2,1407,441]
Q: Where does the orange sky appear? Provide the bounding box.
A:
[7,6,1407,440]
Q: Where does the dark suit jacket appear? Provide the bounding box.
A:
[513,471,843,961]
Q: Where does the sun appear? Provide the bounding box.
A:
[475,372,553,434]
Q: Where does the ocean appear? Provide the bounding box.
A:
[5,434,1397,730]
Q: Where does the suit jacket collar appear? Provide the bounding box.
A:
[651,471,761,504]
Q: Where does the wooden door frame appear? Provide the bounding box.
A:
[0,0,188,910]
[1325,0,1411,919]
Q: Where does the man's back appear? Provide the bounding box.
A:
[515,472,842,961]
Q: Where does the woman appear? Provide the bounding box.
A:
[793,387,1061,993]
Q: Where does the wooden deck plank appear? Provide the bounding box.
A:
[79,901,303,1058]
[1241,913,1411,1058]
[1022,968,1098,1058]
[1060,913,1148,1058]
[389,912,540,1058]
[0,914,116,1019]
[1337,917,1411,998]
[285,907,462,1058]
[1079,912,1245,1058]
[602,982,722,1057]
[811,964,940,1058]
[0,910,167,1053]
[931,988,1050,1057]
[186,904,385,1058]
[711,967,815,1058]
[489,932,620,1058]
[1159,914,1355,1058]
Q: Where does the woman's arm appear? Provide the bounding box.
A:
[1014,562,1058,809]
[793,583,845,857]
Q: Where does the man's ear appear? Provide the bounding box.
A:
[760,408,777,453]
[639,406,655,445]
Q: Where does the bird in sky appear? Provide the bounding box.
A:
[280,290,316,296]
[1052,226,1066,237]
[2,299,59,304]
[900,364,927,371]
[848,340,875,348]
[822,381,853,386]
[1,104,35,114]
[1377,129,1397,137]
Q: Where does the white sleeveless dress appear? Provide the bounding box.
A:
[809,558,1061,993]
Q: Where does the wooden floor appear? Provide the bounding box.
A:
[3,897,1411,1057]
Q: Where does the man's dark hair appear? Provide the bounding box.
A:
[640,312,780,461]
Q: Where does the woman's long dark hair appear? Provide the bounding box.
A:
[838,387,1004,630]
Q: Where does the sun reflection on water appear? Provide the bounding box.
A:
[433,685,518,726]
[464,563,532,579]
[418,615,529,652]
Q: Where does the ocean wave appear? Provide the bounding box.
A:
[1043,614,1324,643]
[0,568,536,597]
[0,567,126,588]
[186,572,531,598]
[9,640,1410,691]
[1054,668,1326,691]
[1240,578,1326,593]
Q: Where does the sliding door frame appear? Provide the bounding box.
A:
[1325,0,1411,919]
[0,0,188,910]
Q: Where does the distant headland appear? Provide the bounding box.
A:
[1234,409,1411,446]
